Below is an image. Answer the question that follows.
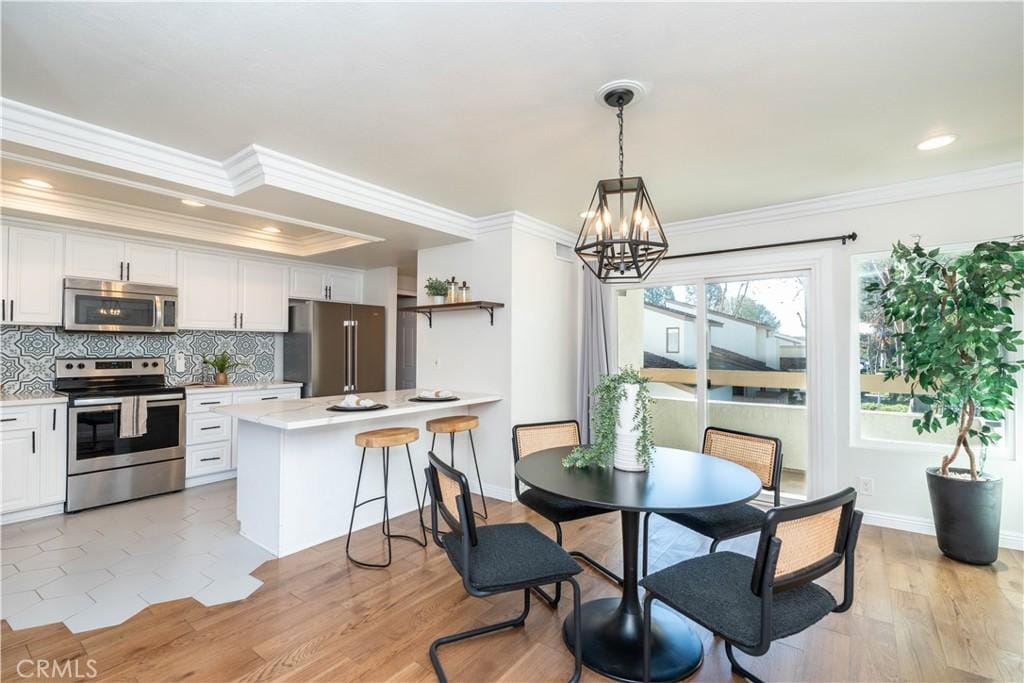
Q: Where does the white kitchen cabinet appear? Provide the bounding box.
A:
[188,441,232,477]
[177,250,239,330]
[0,402,66,515]
[289,266,329,300]
[124,242,177,286]
[2,226,64,326]
[66,234,177,286]
[325,269,362,303]
[288,266,362,303]
[238,259,289,331]
[1,429,38,513]
[39,405,67,505]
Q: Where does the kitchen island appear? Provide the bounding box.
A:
[215,389,502,557]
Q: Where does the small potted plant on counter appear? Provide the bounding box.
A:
[425,277,448,305]
[869,239,1024,564]
[563,366,655,472]
[201,351,244,386]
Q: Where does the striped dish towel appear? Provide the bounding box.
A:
[120,396,148,438]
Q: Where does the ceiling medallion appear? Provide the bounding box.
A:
[574,87,668,282]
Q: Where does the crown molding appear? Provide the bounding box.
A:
[475,211,576,245]
[0,181,367,257]
[663,162,1023,237]
[1,150,383,244]
[2,99,480,240]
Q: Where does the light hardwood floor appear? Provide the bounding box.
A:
[2,494,1021,682]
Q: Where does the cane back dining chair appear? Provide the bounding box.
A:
[642,426,783,575]
[425,452,583,683]
[512,420,623,607]
[640,487,863,683]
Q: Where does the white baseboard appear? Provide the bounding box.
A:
[186,470,237,488]
[1,503,65,526]
[481,483,515,503]
[862,508,1024,551]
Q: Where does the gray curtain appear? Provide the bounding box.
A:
[577,270,612,443]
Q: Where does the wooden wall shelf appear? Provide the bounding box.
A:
[400,301,505,328]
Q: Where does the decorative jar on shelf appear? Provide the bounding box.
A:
[445,277,459,303]
[458,281,471,302]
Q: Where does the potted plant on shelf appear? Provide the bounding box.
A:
[201,351,244,386]
[564,366,655,471]
[868,239,1024,564]
[424,277,448,305]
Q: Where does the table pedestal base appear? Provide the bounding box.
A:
[563,597,703,683]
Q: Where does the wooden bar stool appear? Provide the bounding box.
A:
[419,414,488,525]
[346,426,427,569]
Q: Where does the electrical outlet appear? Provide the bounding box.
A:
[859,476,875,496]
[175,351,186,373]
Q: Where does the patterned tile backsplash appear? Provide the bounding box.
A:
[1,326,277,393]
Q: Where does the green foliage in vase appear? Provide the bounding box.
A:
[564,366,655,469]
[424,277,448,297]
[200,351,243,373]
[866,239,1024,479]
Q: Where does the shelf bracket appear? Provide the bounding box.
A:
[481,305,495,325]
[418,310,433,328]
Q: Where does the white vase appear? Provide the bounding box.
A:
[613,383,646,471]
[431,295,446,305]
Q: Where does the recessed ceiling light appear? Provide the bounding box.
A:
[181,198,206,208]
[21,178,53,189]
[917,134,957,151]
[261,226,282,234]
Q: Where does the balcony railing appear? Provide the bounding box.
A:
[640,368,924,394]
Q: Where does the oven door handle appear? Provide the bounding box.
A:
[72,394,185,407]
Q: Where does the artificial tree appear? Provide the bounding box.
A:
[868,239,1024,480]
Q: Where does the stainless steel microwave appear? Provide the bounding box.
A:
[63,278,178,333]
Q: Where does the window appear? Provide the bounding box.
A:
[854,249,1017,458]
[666,327,680,354]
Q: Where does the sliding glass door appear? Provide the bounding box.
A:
[618,269,811,500]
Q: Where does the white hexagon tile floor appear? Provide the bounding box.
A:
[0,480,272,633]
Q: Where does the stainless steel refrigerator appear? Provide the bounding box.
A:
[283,301,387,397]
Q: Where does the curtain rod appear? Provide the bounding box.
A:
[661,232,857,260]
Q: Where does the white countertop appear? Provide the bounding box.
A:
[215,389,501,430]
[0,391,68,407]
[179,381,302,394]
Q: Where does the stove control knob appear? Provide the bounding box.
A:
[141,362,149,368]
[65,363,74,370]
[152,360,160,367]
[77,363,86,369]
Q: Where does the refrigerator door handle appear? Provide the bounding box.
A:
[352,320,358,392]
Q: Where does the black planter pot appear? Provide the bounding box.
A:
[926,467,1003,565]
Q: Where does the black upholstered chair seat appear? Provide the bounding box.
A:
[641,551,837,649]
[519,487,608,523]
[659,503,766,542]
[442,523,582,592]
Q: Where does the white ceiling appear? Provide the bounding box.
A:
[1,2,1021,236]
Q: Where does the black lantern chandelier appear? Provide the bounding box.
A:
[574,88,669,282]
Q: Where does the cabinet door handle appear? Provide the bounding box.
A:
[31,431,36,454]
[199,401,220,406]
[200,457,220,462]
[233,312,238,329]
[9,299,13,319]
[0,417,16,422]
[52,409,56,430]
[260,396,278,401]
[239,313,244,329]
[200,425,221,431]
[2,298,5,321]
[127,262,131,281]
[120,261,124,280]
[328,285,332,300]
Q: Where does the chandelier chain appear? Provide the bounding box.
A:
[617,105,624,180]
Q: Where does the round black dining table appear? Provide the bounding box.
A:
[515,445,763,683]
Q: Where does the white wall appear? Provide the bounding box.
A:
[362,266,399,390]
[416,228,579,500]
[660,182,1024,542]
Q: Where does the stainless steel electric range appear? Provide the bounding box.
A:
[55,357,185,512]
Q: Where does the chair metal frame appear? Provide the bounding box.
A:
[512,419,623,608]
[641,488,864,683]
[642,426,784,576]
[419,427,488,532]
[345,443,427,569]
[425,452,583,683]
